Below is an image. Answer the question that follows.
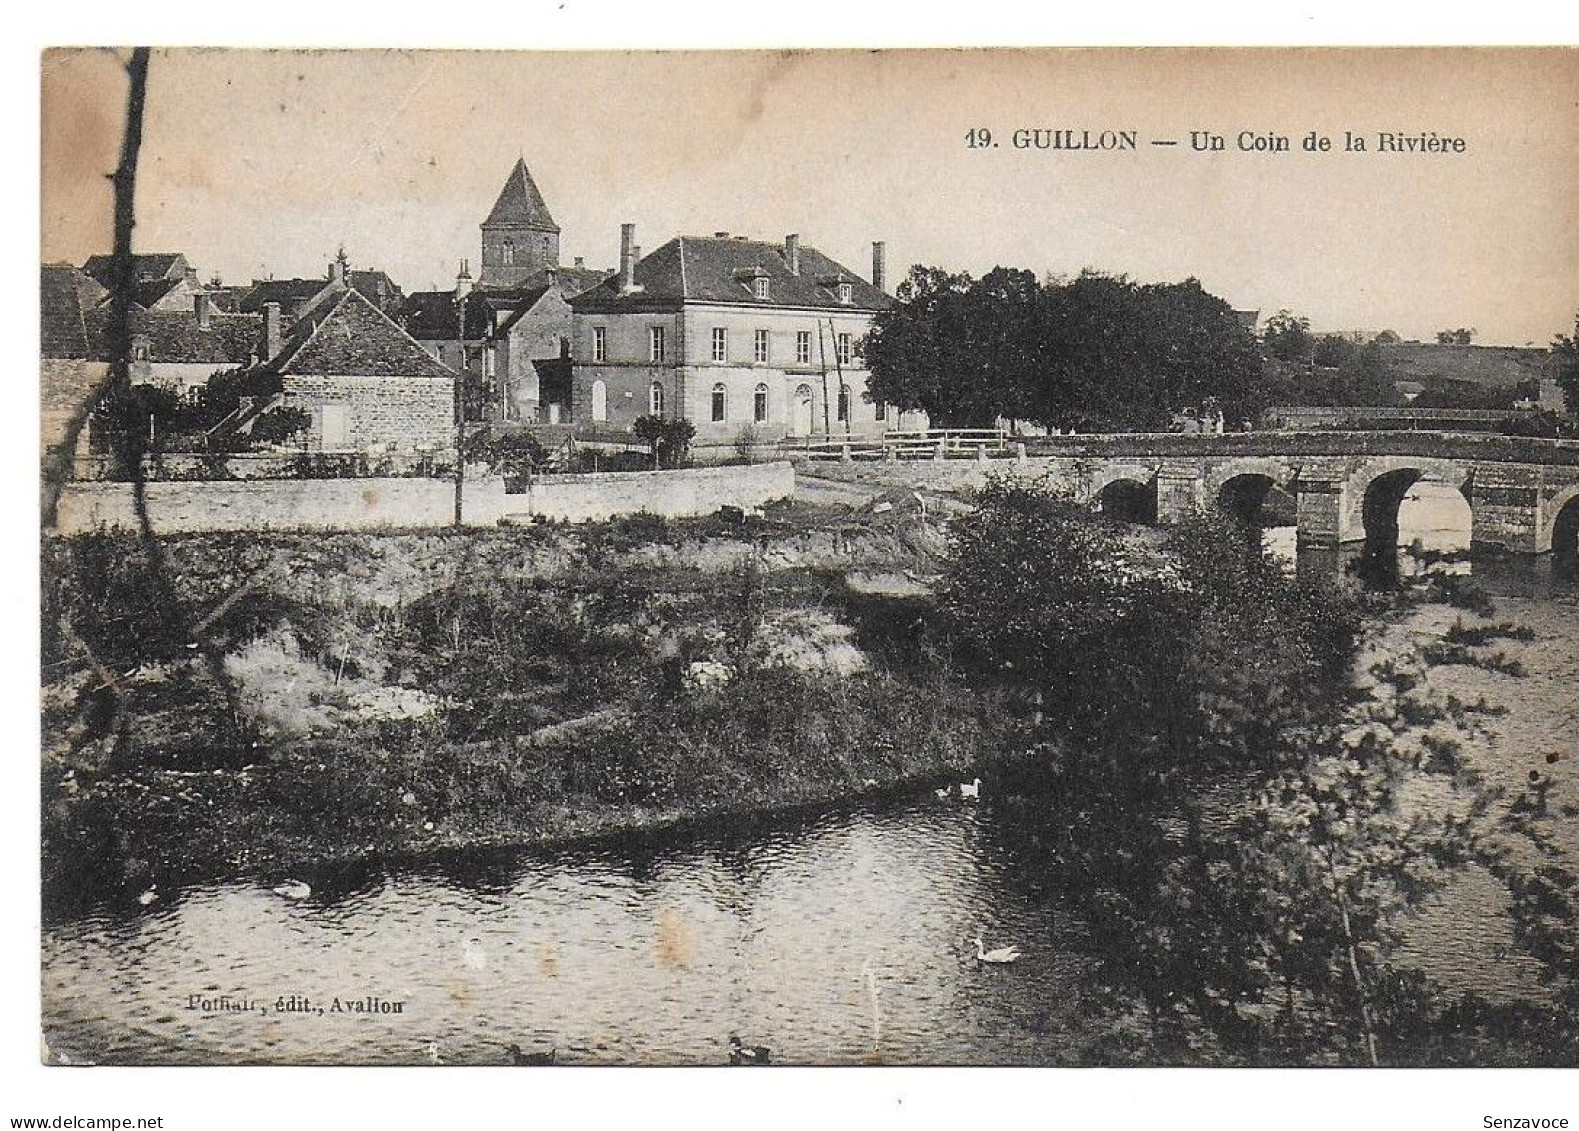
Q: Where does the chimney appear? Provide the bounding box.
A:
[871,241,887,293]
[786,233,801,276]
[195,291,212,330]
[454,259,473,301]
[262,302,282,360]
[620,223,637,292]
[329,259,344,284]
[632,245,641,265]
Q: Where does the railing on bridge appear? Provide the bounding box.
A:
[779,428,1011,461]
[1019,430,1579,467]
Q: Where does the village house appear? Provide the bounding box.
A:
[248,284,457,456]
[568,225,918,449]
[81,252,203,313]
[234,251,406,326]
[41,262,263,460]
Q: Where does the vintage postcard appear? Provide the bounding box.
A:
[37,46,1579,1079]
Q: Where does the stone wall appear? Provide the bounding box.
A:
[50,463,796,536]
[283,374,454,454]
[500,461,795,524]
[53,478,467,535]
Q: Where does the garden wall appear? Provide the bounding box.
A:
[49,462,796,535]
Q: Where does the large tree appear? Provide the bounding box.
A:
[1554,313,1579,416]
[862,266,1266,430]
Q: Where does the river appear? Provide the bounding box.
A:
[40,489,1578,1066]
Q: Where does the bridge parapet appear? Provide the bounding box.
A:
[1025,430,1579,467]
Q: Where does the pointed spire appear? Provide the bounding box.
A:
[483,158,560,233]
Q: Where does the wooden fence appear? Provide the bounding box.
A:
[778,428,1013,461]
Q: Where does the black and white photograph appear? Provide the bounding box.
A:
[17,22,1579,1128]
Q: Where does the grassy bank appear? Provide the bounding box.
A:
[41,495,991,914]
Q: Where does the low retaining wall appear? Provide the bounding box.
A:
[52,478,466,535]
[499,461,795,524]
[49,462,796,535]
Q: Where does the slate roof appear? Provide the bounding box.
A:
[237,278,335,317]
[400,291,497,341]
[134,277,187,309]
[257,287,456,380]
[570,236,891,313]
[482,159,560,232]
[486,264,613,300]
[82,252,187,288]
[126,310,261,366]
[348,269,404,312]
[41,265,106,358]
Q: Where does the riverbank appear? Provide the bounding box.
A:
[41,490,993,916]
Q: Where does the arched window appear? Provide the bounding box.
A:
[837,384,851,423]
[712,382,727,423]
[591,379,608,422]
[753,383,769,423]
[502,240,514,266]
[541,235,550,260]
[649,381,664,415]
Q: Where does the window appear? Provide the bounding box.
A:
[650,326,667,363]
[796,331,812,365]
[754,276,770,300]
[711,327,728,363]
[712,383,727,423]
[754,383,769,423]
[649,381,665,415]
[541,234,551,260]
[838,282,853,304]
[592,326,607,363]
[837,385,851,422]
[837,332,852,366]
[591,379,608,422]
[502,240,514,266]
[754,329,770,363]
[874,399,887,422]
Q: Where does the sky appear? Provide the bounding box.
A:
[39,47,1579,345]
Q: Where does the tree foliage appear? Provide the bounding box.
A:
[1262,309,1314,363]
[1553,313,1579,416]
[936,480,1565,1064]
[632,414,696,468]
[861,266,1266,431]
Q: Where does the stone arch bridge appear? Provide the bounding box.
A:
[1012,432,1579,553]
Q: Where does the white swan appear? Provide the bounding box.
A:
[934,786,951,800]
[959,778,981,800]
[136,886,158,907]
[973,937,1021,965]
[272,880,312,900]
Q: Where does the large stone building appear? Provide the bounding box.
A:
[568,225,912,447]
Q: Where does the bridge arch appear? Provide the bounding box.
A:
[1202,456,1298,502]
[1085,465,1154,500]
[1094,476,1157,524]
[1343,456,1470,545]
[1544,485,1579,556]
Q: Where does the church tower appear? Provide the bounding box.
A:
[479,158,561,288]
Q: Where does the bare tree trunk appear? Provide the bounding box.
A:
[1324,845,1380,1067]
